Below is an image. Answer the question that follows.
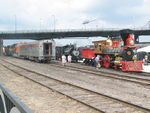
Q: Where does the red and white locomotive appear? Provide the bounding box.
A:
[82,30,144,72]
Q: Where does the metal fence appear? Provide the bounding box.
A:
[0,83,33,113]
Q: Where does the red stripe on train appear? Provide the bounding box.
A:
[20,45,40,48]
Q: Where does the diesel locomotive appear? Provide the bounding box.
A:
[82,30,144,72]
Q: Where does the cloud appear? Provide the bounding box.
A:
[1,0,150,45]
[0,0,100,30]
[1,0,150,30]
[84,0,150,28]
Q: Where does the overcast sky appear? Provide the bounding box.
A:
[1,0,150,46]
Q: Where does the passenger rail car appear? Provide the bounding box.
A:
[4,40,56,63]
[3,44,16,56]
[19,40,55,62]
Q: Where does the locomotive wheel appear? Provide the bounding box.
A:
[104,55,111,68]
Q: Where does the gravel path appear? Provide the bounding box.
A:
[4,57,150,110]
[0,61,100,113]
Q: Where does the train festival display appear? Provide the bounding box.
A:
[82,30,144,72]
[3,29,146,72]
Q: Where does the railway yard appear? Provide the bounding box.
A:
[0,57,149,113]
[1,0,150,113]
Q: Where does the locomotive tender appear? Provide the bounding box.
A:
[82,29,144,72]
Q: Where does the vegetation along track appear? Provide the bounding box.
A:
[0,59,150,113]
[50,63,150,86]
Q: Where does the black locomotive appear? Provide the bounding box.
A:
[56,44,81,62]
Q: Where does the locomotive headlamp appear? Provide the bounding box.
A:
[127,51,132,55]
[72,50,79,56]
[130,40,134,45]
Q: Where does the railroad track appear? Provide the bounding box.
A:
[48,63,150,86]
[140,72,150,77]
[0,59,150,113]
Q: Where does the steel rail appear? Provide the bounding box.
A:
[0,59,150,113]
[49,63,150,86]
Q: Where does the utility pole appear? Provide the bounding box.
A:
[14,15,17,33]
[148,21,150,29]
[52,15,56,31]
[40,18,42,30]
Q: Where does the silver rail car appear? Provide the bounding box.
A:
[18,40,55,62]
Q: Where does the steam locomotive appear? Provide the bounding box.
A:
[82,29,144,72]
[56,44,81,62]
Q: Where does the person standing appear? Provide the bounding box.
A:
[144,54,148,65]
[68,55,72,63]
[62,54,67,66]
[95,55,100,69]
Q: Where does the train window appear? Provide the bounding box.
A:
[94,44,98,48]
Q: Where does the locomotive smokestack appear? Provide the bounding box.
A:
[120,29,134,46]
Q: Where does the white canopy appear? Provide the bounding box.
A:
[137,45,150,52]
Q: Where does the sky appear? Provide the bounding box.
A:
[1,0,150,46]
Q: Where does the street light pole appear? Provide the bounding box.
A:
[52,15,55,31]
[40,18,42,30]
[82,19,96,30]
[148,21,150,29]
[14,15,17,33]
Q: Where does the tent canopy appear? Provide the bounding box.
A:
[137,46,150,52]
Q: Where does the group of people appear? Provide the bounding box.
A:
[61,54,72,66]
[62,54,101,69]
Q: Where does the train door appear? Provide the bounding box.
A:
[43,43,52,55]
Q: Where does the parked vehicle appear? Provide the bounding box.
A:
[4,40,55,63]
